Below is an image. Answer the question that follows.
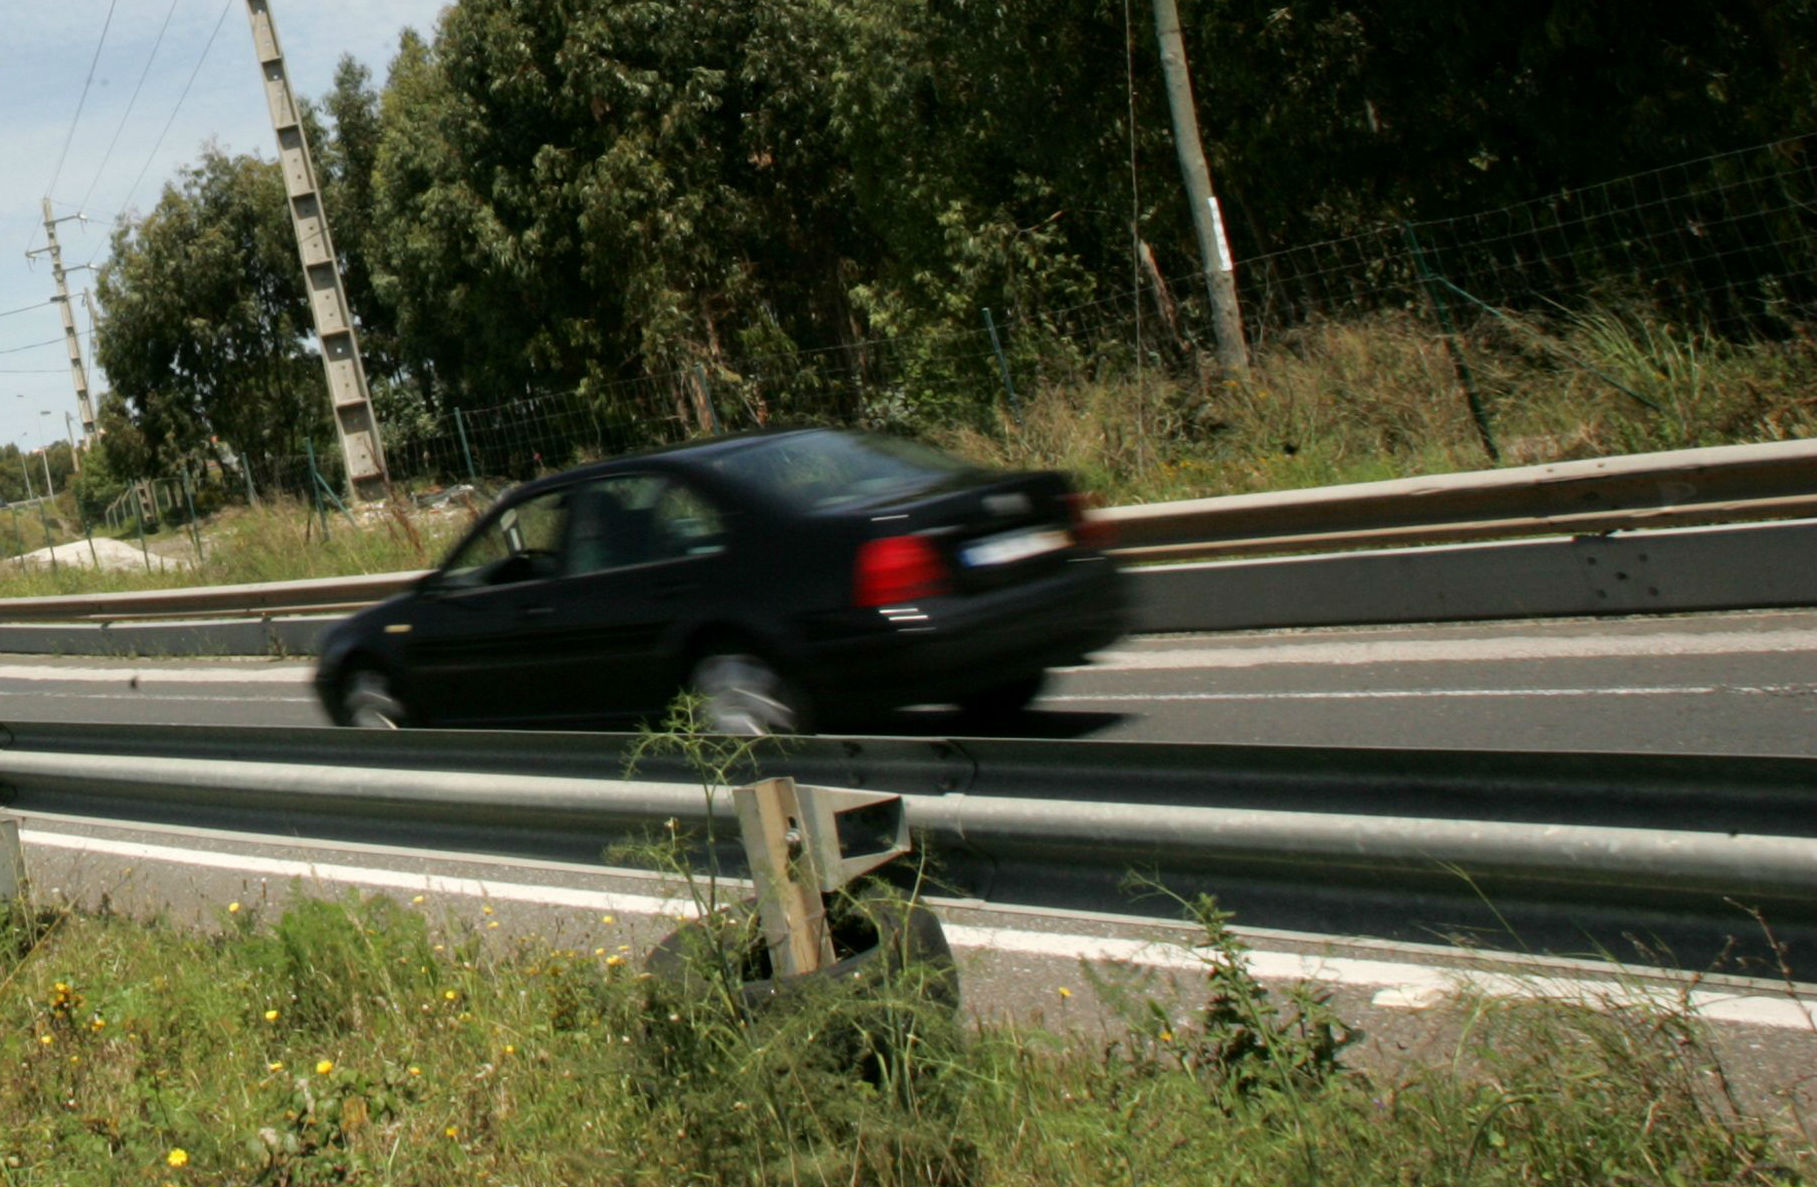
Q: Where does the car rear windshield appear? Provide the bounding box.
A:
[711,431,984,511]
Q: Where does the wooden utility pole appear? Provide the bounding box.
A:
[243,0,390,502]
[1152,0,1249,378]
[28,201,97,445]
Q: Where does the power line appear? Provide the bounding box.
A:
[107,0,236,237]
[43,0,123,204]
[0,300,52,321]
[0,336,81,357]
[77,0,184,216]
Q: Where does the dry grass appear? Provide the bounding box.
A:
[938,305,1814,503]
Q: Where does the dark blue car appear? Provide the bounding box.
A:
[315,428,1126,733]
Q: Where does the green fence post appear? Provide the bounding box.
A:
[134,495,151,572]
[1403,223,1499,464]
[306,440,330,538]
[454,408,477,484]
[181,467,203,562]
[981,307,1023,427]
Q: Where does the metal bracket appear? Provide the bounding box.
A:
[732,778,911,978]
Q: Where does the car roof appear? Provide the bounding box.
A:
[508,427,836,499]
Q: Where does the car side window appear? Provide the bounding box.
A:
[440,489,569,588]
[566,475,662,575]
[651,480,726,560]
[567,475,725,575]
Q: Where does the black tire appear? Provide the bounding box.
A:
[335,663,410,729]
[644,887,958,1015]
[957,672,1046,725]
[686,648,812,735]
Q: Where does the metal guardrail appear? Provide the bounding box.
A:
[2,722,1810,972]
[1102,438,1816,562]
[0,439,1809,624]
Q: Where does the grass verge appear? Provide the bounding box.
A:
[0,884,1809,1186]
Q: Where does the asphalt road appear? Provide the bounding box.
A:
[0,609,1810,755]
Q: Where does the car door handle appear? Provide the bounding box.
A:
[521,605,554,618]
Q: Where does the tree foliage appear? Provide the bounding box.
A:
[92,0,1813,475]
[94,149,322,482]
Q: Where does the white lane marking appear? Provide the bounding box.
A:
[1048,684,1817,704]
[0,626,1808,686]
[1066,630,1816,673]
[0,664,312,685]
[24,828,1815,1031]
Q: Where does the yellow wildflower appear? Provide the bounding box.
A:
[315,1059,334,1075]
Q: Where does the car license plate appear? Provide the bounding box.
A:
[960,526,1069,568]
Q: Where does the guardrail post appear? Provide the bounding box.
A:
[732,777,912,978]
[735,777,833,975]
[0,814,25,901]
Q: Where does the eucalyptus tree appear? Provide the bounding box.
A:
[94,149,323,482]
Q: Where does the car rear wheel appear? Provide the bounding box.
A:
[689,651,808,735]
[338,665,408,729]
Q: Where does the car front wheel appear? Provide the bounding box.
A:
[688,651,809,735]
[338,665,409,729]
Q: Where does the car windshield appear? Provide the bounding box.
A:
[711,431,984,510]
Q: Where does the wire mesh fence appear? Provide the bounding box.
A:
[1238,137,1815,342]
[105,135,1815,520]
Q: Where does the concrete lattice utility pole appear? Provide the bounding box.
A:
[244,0,390,502]
[1152,0,1250,379]
[27,200,97,457]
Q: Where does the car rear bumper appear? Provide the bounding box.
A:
[799,556,1127,710]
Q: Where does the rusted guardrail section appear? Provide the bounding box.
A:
[0,439,1808,622]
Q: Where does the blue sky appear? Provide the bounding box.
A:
[0,0,450,455]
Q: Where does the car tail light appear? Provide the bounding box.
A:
[854,535,951,606]
[1065,492,1116,551]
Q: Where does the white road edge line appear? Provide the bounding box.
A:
[1046,684,1816,704]
[1062,630,1816,672]
[23,828,1815,1031]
